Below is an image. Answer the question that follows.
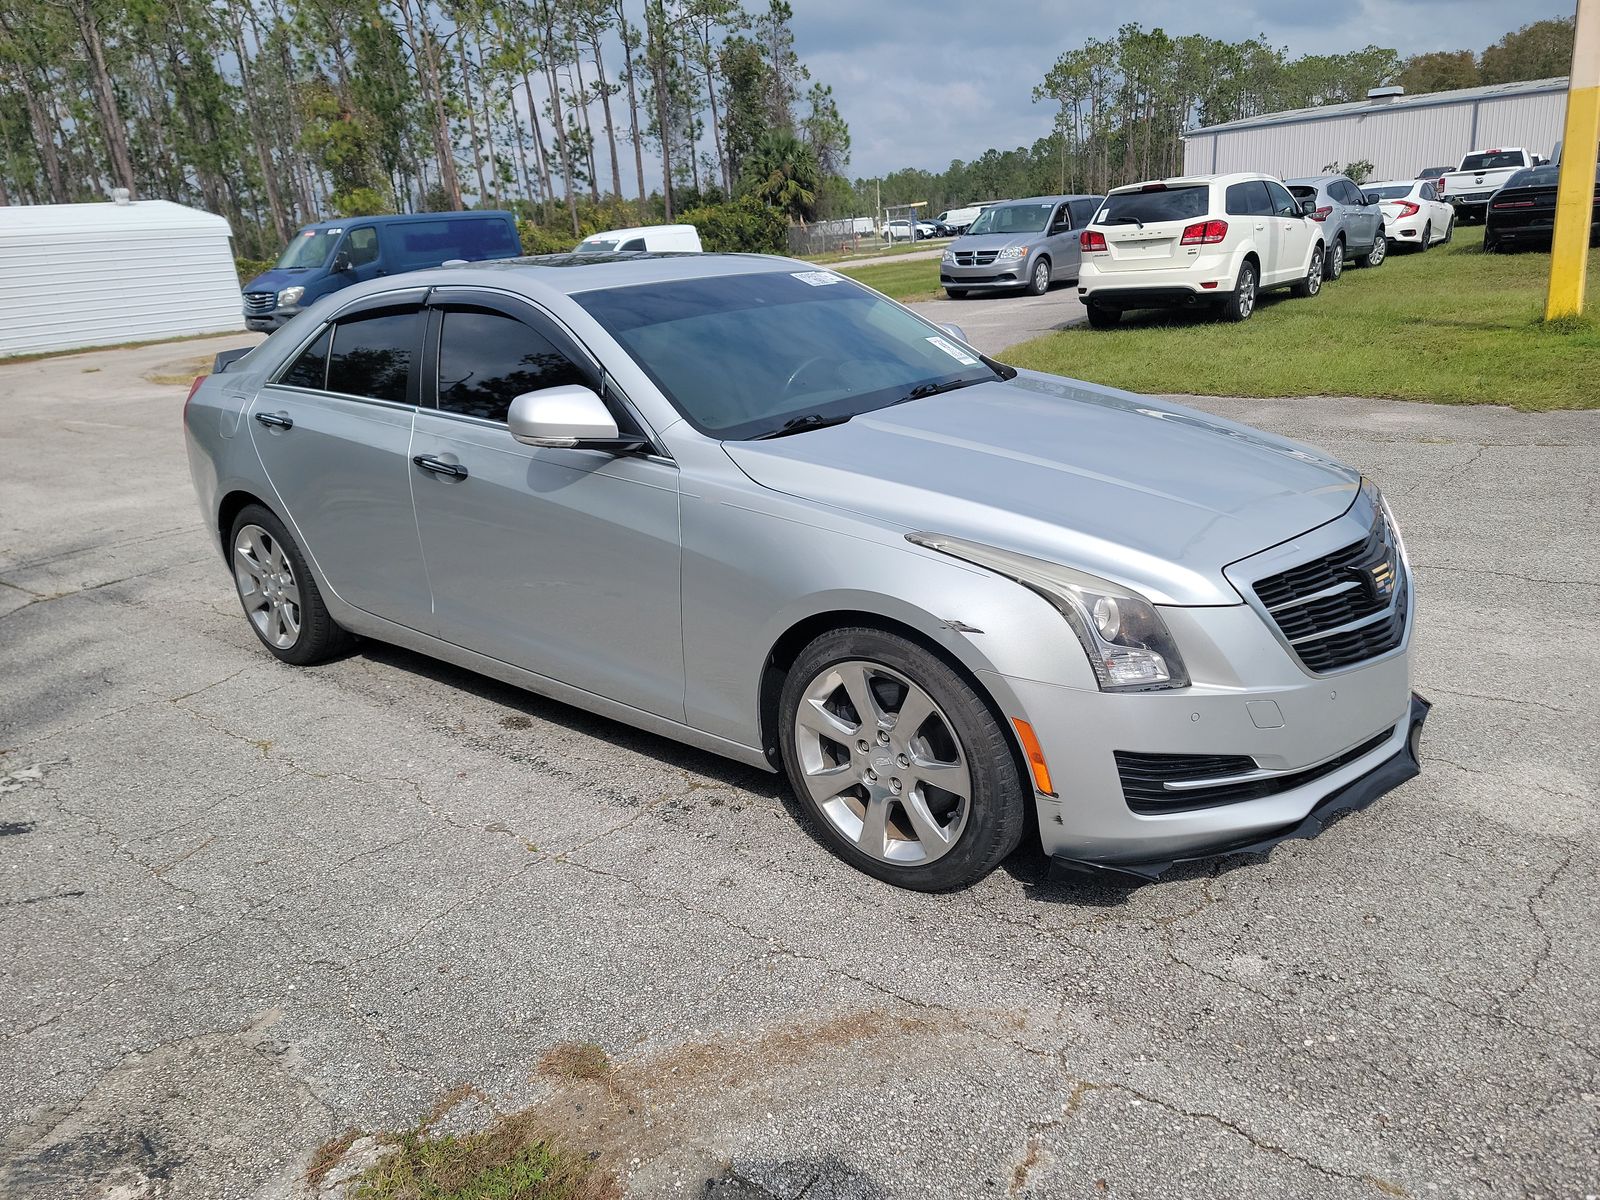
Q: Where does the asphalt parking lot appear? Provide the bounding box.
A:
[909,285,1087,356]
[1,334,1596,1199]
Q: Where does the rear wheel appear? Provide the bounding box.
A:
[1326,236,1345,280]
[228,504,354,665]
[1220,261,1258,321]
[1442,218,1454,244]
[1357,227,1386,267]
[1291,245,1324,298]
[1026,257,1051,296]
[1418,222,1432,252]
[778,627,1027,892]
[1085,302,1121,329]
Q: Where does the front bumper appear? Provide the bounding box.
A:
[1049,694,1429,882]
[243,306,300,332]
[941,258,1029,290]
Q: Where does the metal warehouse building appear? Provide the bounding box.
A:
[1183,77,1568,181]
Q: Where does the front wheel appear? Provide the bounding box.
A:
[1358,228,1387,268]
[1292,245,1324,298]
[1026,257,1051,296]
[229,504,354,666]
[778,627,1027,891]
[1085,301,1121,329]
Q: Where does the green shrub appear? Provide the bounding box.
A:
[680,197,788,254]
[235,257,274,285]
[518,220,577,256]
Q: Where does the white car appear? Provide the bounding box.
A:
[1077,172,1326,326]
[1361,180,1454,251]
[883,219,939,242]
[574,223,703,254]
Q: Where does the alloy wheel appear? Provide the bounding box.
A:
[1328,240,1344,279]
[1238,271,1256,317]
[233,523,302,649]
[1307,249,1323,294]
[792,660,972,866]
[1369,232,1386,265]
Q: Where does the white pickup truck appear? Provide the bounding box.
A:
[1437,148,1539,222]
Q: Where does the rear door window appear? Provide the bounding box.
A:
[1097,186,1208,225]
[326,308,423,403]
[435,309,590,423]
[1226,182,1275,216]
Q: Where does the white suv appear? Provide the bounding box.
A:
[1077,173,1326,326]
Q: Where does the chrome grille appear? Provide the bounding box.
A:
[952,250,999,266]
[1252,509,1407,673]
[244,292,276,313]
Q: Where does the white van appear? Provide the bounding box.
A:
[935,205,985,234]
[573,223,703,254]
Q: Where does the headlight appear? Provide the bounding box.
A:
[907,533,1190,691]
[995,245,1027,260]
[277,286,305,306]
[942,249,956,264]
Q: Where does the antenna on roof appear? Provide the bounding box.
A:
[111,188,132,205]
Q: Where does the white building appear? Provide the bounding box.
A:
[0,195,244,358]
[1183,77,1569,181]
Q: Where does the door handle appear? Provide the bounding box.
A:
[254,411,293,430]
[413,455,468,480]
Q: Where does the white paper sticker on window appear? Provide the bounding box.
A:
[791,270,843,286]
[926,335,979,365]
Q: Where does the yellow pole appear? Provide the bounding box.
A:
[1545,0,1600,320]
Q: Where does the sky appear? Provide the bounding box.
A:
[791,0,1578,179]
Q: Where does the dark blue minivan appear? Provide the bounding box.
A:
[241,211,520,332]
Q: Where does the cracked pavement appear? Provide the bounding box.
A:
[1,335,1597,1199]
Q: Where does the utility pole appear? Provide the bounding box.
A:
[1546,0,1600,320]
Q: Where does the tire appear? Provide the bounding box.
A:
[1418,222,1431,251]
[1483,233,1499,254]
[945,288,969,299]
[228,504,354,666]
[1220,260,1258,321]
[1326,236,1345,280]
[1291,245,1324,298]
[1442,218,1454,245]
[1357,227,1386,268]
[1026,257,1051,296]
[777,626,1027,892]
[1085,302,1121,329]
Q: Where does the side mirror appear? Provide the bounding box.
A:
[332,250,353,273]
[506,384,641,451]
[939,323,969,343]
[1299,198,1318,217]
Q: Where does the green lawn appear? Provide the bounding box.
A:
[810,240,945,266]
[1004,226,1600,412]
[837,255,942,301]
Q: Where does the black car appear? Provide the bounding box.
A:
[1484,164,1600,252]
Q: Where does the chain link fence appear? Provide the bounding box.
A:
[786,217,882,259]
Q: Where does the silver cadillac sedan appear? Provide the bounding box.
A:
[184,252,1427,891]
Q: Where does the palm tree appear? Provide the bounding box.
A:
[739,129,819,222]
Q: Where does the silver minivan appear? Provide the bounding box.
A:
[940,195,1102,298]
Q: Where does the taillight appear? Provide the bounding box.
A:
[1309,206,1332,222]
[1080,229,1107,251]
[1395,201,1419,218]
[1495,199,1535,208]
[185,375,207,423]
[1179,219,1228,246]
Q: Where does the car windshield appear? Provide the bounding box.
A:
[1366,185,1416,200]
[575,238,619,254]
[276,227,340,269]
[965,203,1053,235]
[1095,186,1208,224]
[1460,151,1525,171]
[575,271,1001,440]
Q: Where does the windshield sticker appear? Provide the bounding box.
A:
[926,335,979,365]
[791,270,843,286]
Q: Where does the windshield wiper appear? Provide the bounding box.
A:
[1101,216,1144,228]
[893,376,986,406]
[754,412,853,440]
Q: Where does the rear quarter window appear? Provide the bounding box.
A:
[1097,187,1208,224]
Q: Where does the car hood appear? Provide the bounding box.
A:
[722,373,1361,606]
[242,267,318,293]
[949,232,1034,253]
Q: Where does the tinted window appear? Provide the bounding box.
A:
[280,327,330,389]
[436,310,589,423]
[1225,182,1273,216]
[1461,151,1526,171]
[344,227,379,266]
[1365,185,1415,201]
[387,218,519,270]
[1287,184,1319,200]
[575,272,1002,440]
[1419,183,1436,200]
[326,309,421,403]
[1067,198,1100,226]
[1502,167,1560,189]
[621,238,647,251]
[1265,181,1301,217]
[1096,186,1208,224]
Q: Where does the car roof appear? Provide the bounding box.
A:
[580,224,696,240]
[1366,179,1422,189]
[1105,172,1275,194]
[1286,175,1344,187]
[336,251,816,301]
[298,210,514,232]
[990,194,1100,205]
